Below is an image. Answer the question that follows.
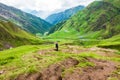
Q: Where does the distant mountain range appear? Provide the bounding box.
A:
[45,5,84,25]
[48,0,120,39]
[0,3,52,34]
[29,10,50,19]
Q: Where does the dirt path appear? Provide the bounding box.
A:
[61,45,119,57]
[37,45,119,57]
[16,45,120,80]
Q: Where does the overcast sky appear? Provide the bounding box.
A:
[0,0,96,19]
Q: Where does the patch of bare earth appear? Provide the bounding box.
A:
[63,58,117,80]
[37,49,55,55]
[16,58,118,80]
[16,58,79,80]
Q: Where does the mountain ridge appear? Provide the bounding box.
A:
[0,3,52,34]
[45,5,84,25]
[48,0,120,39]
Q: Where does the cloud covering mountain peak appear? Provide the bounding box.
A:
[0,0,96,18]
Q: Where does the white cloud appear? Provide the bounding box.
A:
[0,0,95,18]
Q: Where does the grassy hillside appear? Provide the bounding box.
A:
[47,21,66,35]
[0,21,43,50]
[104,0,120,8]
[48,0,120,39]
[0,3,52,34]
[97,34,120,50]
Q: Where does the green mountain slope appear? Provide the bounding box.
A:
[47,21,66,35]
[48,0,120,39]
[0,3,52,34]
[98,34,120,50]
[45,5,84,25]
[0,20,42,50]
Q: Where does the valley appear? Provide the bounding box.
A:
[0,0,120,80]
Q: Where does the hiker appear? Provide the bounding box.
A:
[55,42,59,51]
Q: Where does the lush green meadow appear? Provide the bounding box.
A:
[0,45,53,79]
[0,40,120,80]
